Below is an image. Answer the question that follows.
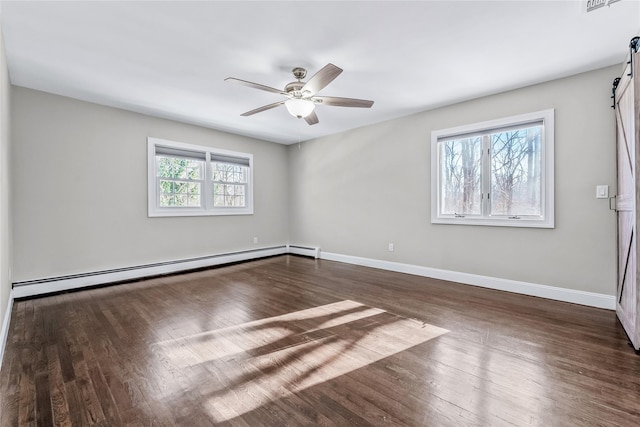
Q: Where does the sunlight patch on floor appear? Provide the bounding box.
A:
[155,300,385,367]
[155,300,448,422]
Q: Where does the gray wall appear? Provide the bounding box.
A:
[8,65,623,297]
[11,87,289,282]
[288,66,619,295]
[1,26,11,334]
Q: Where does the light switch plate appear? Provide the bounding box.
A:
[596,185,609,199]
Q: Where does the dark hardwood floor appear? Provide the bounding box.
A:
[1,255,639,426]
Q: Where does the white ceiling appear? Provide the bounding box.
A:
[1,1,639,145]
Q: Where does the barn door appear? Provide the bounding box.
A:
[615,60,639,350]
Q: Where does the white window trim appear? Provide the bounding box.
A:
[430,109,554,228]
[148,137,254,217]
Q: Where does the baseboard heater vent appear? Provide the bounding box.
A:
[286,244,320,259]
[12,245,289,299]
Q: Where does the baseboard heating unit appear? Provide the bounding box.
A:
[12,245,302,299]
[286,244,320,259]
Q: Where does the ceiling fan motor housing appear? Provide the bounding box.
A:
[291,67,307,80]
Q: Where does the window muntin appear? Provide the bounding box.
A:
[431,110,554,228]
[148,138,253,217]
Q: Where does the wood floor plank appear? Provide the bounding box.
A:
[34,373,53,426]
[45,344,72,427]
[3,255,640,426]
[17,349,36,426]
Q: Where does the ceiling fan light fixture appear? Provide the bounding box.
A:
[285,98,315,118]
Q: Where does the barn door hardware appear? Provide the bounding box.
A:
[628,36,639,77]
[613,37,640,109]
[612,77,621,108]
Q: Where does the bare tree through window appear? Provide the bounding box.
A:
[490,126,541,216]
[433,110,552,227]
[440,137,482,215]
[212,162,248,207]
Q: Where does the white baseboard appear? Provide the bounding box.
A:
[320,251,616,310]
[10,244,614,310]
[0,289,14,368]
[12,245,288,299]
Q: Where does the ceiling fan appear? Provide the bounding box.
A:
[225,63,374,125]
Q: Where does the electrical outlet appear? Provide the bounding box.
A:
[253,237,258,244]
[388,243,394,252]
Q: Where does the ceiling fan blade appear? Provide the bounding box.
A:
[314,96,374,108]
[301,63,343,96]
[240,101,285,116]
[225,77,288,96]
[304,110,319,125]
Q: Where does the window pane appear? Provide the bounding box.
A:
[187,166,200,180]
[439,137,482,215]
[490,125,542,216]
[160,180,173,193]
[159,194,173,207]
[174,182,187,194]
[188,182,200,194]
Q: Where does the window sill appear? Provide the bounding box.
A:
[431,216,554,229]
[149,208,254,218]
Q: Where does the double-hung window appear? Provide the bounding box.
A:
[148,137,253,217]
[431,109,554,228]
